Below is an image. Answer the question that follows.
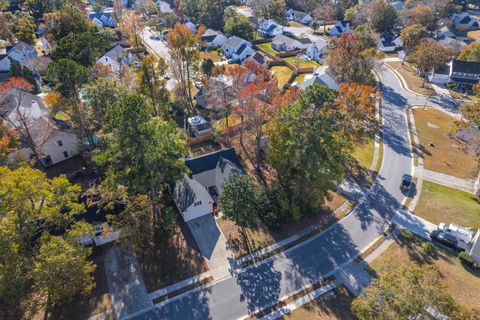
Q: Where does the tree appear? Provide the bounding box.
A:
[119,11,144,50]
[459,43,480,62]
[201,58,214,78]
[352,262,460,319]
[9,59,38,92]
[313,0,334,34]
[51,32,110,67]
[0,122,18,166]
[180,0,199,22]
[255,0,286,24]
[46,59,90,100]
[400,23,428,59]
[168,23,200,112]
[198,0,224,30]
[44,4,92,40]
[0,166,91,317]
[223,7,255,41]
[220,173,260,251]
[0,77,46,164]
[268,84,351,219]
[11,12,36,44]
[368,0,397,32]
[409,39,453,86]
[402,5,435,30]
[335,82,377,140]
[137,55,170,116]
[95,95,188,226]
[327,33,374,84]
[24,0,63,20]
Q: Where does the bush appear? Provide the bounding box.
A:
[458,251,475,267]
[257,189,288,231]
[422,242,436,256]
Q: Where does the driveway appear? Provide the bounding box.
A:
[187,214,233,280]
[141,28,175,90]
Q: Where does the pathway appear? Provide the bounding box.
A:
[421,168,475,193]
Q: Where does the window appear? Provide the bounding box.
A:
[194,201,202,207]
[57,140,63,146]
[63,151,68,158]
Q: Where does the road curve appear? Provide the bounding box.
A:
[130,64,425,320]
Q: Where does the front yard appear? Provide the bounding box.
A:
[270,66,294,88]
[352,135,376,170]
[283,56,320,69]
[415,181,480,229]
[385,61,435,96]
[369,229,480,312]
[413,108,478,179]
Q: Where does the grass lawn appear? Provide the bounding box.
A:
[283,57,320,69]
[288,21,306,28]
[49,248,113,320]
[218,191,348,257]
[293,73,311,83]
[468,29,480,42]
[415,181,480,229]
[200,50,223,62]
[135,217,208,292]
[449,89,480,102]
[370,229,480,312]
[352,135,375,170]
[282,285,355,320]
[413,108,478,179]
[386,61,435,96]
[257,42,277,55]
[270,66,294,88]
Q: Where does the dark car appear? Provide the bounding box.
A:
[430,230,464,251]
[400,173,413,192]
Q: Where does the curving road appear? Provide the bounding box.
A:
[129,64,448,320]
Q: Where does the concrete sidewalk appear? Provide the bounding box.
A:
[422,168,475,193]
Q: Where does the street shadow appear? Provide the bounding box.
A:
[428,93,460,114]
[382,85,407,108]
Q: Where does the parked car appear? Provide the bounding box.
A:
[430,230,464,252]
[150,34,161,40]
[400,173,413,192]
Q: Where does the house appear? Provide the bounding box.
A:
[271,34,301,52]
[194,75,235,110]
[451,12,479,29]
[0,42,37,72]
[287,9,313,24]
[329,20,353,37]
[88,11,116,28]
[428,64,450,85]
[435,26,457,39]
[201,29,228,48]
[437,36,467,53]
[296,37,313,50]
[306,39,328,62]
[448,59,480,88]
[377,33,403,52]
[96,45,132,75]
[469,231,480,267]
[156,0,173,13]
[245,51,267,65]
[293,66,339,90]
[1,90,81,167]
[171,148,244,222]
[183,18,197,34]
[222,36,254,62]
[258,19,283,37]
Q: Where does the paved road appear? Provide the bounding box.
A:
[128,65,450,320]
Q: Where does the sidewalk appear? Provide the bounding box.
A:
[422,168,475,193]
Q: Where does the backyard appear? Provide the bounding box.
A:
[258,42,277,55]
[200,50,223,62]
[415,181,480,229]
[413,107,478,179]
[270,66,294,88]
[283,56,320,69]
[385,61,435,95]
[369,229,480,312]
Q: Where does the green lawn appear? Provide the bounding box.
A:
[200,50,223,62]
[415,181,480,229]
[270,66,293,88]
[292,73,311,83]
[352,136,375,170]
[257,42,277,55]
[283,57,320,69]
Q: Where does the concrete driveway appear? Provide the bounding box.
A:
[187,214,233,280]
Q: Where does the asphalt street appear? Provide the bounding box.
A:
[129,64,451,320]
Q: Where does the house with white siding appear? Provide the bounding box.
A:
[222,36,254,62]
[0,42,37,72]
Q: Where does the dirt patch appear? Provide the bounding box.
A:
[386,61,435,96]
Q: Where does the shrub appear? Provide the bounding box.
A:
[257,189,288,231]
[422,242,436,256]
[458,252,474,267]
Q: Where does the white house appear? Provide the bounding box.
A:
[171,148,244,222]
[293,65,339,90]
[329,20,353,37]
[1,90,81,167]
[201,29,228,48]
[271,34,301,52]
[377,33,403,52]
[429,59,480,88]
[96,45,132,75]
[451,12,479,29]
[88,12,116,28]
[0,42,37,72]
[287,9,313,24]
[469,231,480,267]
[306,39,328,62]
[156,0,173,13]
[258,19,283,37]
[222,36,254,62]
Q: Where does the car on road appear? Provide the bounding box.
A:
[150,34,161,40]
[400,173,413,192]
[430,230,464,252]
